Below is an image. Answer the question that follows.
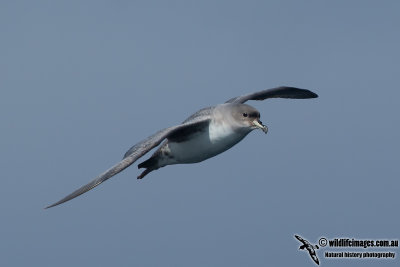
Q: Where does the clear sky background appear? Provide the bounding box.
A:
[1,1,399,266]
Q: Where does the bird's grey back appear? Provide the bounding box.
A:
[182,106,214,124]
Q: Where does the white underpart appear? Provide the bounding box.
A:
[158,106,253,166]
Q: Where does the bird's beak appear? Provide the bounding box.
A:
[253,119,268,134]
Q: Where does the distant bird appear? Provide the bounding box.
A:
[295,235,320,265]
[46,86,318,208]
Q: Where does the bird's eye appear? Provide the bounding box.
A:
[242,113,248,117]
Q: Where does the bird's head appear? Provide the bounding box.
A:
[231,104,268,134]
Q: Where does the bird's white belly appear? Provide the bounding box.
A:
[165,121,250,164]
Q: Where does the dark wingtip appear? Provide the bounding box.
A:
[44,200,64,209]
[44,203,55,209]
[308,90,318,98]
[293,87,318,98]
[278,86,318,99]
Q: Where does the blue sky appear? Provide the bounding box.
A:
[1,1,399,266]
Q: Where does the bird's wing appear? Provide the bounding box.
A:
[310,253,320,265]
[295,235,310,245]
[225,86,318,104]
[45,119,210,209]
[181,106,213,124]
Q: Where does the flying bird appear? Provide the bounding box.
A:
[46,86,318,208]
[295,235,320,265]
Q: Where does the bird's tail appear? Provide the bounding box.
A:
[138,156,157,169]
[137,157,158,179]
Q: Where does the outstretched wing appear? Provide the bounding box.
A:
[295,235,310,246]
[225,86,318,104]
[45,119,210,209]
[311,253,319,265]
